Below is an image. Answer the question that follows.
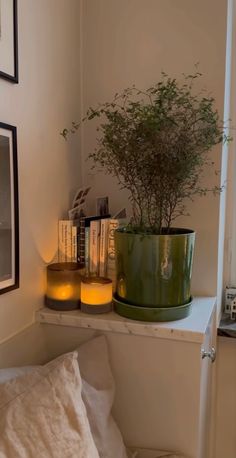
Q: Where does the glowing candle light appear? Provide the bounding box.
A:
[81,277,112,314]
[45,262,85,311]
[47,283,74,301]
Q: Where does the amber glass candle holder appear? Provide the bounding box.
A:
[45,262,85,311]
[81,276,113,314]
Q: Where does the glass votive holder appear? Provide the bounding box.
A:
[45,262,85,311]
[81,276,113,314]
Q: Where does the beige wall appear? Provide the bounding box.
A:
[0,2,234,456]
[81,0,227,297]
[0,0,81,343]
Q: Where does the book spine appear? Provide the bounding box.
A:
[89,220,100,275]
[71,226,77,262]
[58,220,73,262]
[66,224,72,262]
[78,218,85,265]
[58,220,65,262]
[84,226,90,273]
[78,215,110,267]
[99,219,109,277]
[107,219,119,289]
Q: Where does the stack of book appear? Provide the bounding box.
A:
[58,215,124,286]
[58,187,126,287]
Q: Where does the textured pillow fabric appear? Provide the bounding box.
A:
[77,335,128,458]
[0,352,99,458]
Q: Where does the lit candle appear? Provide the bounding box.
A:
[81,277,113,314]
[45,262,85,311]
[47,283,74,301]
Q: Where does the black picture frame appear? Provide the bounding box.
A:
[0,0,18,83]
[0,122,19,294]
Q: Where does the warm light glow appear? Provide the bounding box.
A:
[47,283,75,301]
[81,280,112,306]
[45,263,84,307]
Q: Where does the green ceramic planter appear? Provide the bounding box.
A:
[114,228,195,308]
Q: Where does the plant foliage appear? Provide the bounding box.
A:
[62,71,229,234]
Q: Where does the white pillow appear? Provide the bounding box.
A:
[0,352,99,458]
[77,335,128,458]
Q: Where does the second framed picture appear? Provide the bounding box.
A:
[0,122,19,294]
[0,0,18,83]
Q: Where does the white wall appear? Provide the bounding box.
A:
[81,0,227,298]
[0,0,81,343]
[224,0,236,289]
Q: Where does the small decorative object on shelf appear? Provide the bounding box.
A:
[45,262,85,311]
[81,276,112,314]
[224,286,236,316]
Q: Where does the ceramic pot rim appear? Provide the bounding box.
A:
[116,227,195,237]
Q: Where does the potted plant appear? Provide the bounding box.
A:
[62,71,229,321]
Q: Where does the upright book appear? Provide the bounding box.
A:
[99,218,110,277]
[107,218,127,291]
[89,220,100,275]
[58,220,73,262]
[71,226,77,262]
[78,217,86,265]
[107,219,119,289]
[82,214,111,274]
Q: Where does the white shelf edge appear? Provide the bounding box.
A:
[36,296,216,344]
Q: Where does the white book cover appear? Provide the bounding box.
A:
[107,219,119,289]
[58,220,73,262]
[99,219,109,277]
[89,220,100,274]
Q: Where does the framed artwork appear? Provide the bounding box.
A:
[0,0,18,83]
[0,122,19,294]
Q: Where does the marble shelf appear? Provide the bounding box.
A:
[36,296,216,344]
